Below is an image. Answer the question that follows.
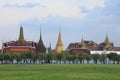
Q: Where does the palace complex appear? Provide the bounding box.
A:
[1,26,120,54]
[1,26,64,54]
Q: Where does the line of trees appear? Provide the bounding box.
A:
[0,51,120,64]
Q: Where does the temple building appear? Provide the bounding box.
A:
[67,34,120,54]
[36,29,46,53]
[2,26,36,53]
[99,33,113,51]
[55,28,64,54]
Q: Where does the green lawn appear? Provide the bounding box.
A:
[0,64,120,80]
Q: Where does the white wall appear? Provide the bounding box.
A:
[90,51,120,54]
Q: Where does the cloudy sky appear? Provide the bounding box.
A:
[0,0,120,49]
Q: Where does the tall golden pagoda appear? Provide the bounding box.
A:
[104,33,113,50]
[80,36,86,48]
[17,26,26,45]
[55,28,64,54]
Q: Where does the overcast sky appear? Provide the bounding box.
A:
[0,0,120,49]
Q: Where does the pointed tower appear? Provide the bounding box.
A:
[19,26,24,42]
[37,27,46,53]
[80,36,86,48]
[104,33,110,45]
[48,42,52,52]
[55,27,64,54]
[104,33,113,50]
[17,26,26,45]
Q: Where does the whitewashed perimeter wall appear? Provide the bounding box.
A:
[90,51,120,54]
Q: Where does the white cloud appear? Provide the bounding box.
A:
[0,0,105,27]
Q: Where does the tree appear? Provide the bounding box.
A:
[46,52,54,63]
[0,53,4,64]
[99,53,107,64]
[20,53,27,64]
[37,53,45,64]
[9,53,15,64]
[71,53,77,64]
[78,53,84,64]
[84,54,91,64]
[56,53,64,64]
[3,53,11,64]
[15,54,22,64]
[31,53,38,64]
[66,53,72,64]
[116,54,120,64]
[91,53,100,64]
[107,52,118,64]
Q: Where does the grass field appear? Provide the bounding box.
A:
[0,64,120,80]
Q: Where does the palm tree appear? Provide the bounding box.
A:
[91,53,100,64]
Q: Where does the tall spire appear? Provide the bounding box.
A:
[37,25,46,53]
[104,33,113,50]
[105,33,110,45]
[55,27,64,54]
[18,26,24,42]
[39,25,42,42]
[80,35,86,48]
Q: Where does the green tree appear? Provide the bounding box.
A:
[37,53,46,64]
[91,53,100,64]
[84,54,91,64]
[116,54,120,64]
[107,52,118,64]
[31,53,38,64]
[9,53,15,64]
[56,53,64,64]
[0,53,4,64]
[78,53,84,64]
[15,54,22,64]
[66,53,72,64]
[46,52,54,63]
[99,53,107,64]
[20,53,28,64]
[3,53,11,64]
[71,53,77,64]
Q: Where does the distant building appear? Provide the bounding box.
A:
[55,28,64,54]
[67,34,120,54]
[2,26,36,53]
[69,48,90,55]
[36,29,46,53]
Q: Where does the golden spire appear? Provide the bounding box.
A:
[80,35,86,48]
[105,33,110,45]
[18,26,24,42]
[55,27,64,54]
